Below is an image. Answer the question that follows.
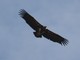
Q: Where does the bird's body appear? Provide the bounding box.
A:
[19,9,68,46]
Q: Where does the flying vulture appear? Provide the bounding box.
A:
[19,9,68,46]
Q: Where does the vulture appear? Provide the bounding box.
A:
[19,9,68,46]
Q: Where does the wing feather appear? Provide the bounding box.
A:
[19,9,43,31]
[43,29,68,45]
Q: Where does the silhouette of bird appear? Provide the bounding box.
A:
[19,9,68,46]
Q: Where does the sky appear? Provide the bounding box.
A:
[0,0,80,60]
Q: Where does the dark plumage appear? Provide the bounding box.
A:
[19,9,68,46]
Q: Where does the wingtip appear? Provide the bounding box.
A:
[19,9,26,17]
[60,39,69,46]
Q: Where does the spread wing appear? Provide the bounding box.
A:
[19,9,44,31]
[43,29,68,45]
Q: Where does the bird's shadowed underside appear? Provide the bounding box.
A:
[19,9,69,46]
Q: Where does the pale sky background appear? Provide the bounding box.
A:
[0,0,80,60]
